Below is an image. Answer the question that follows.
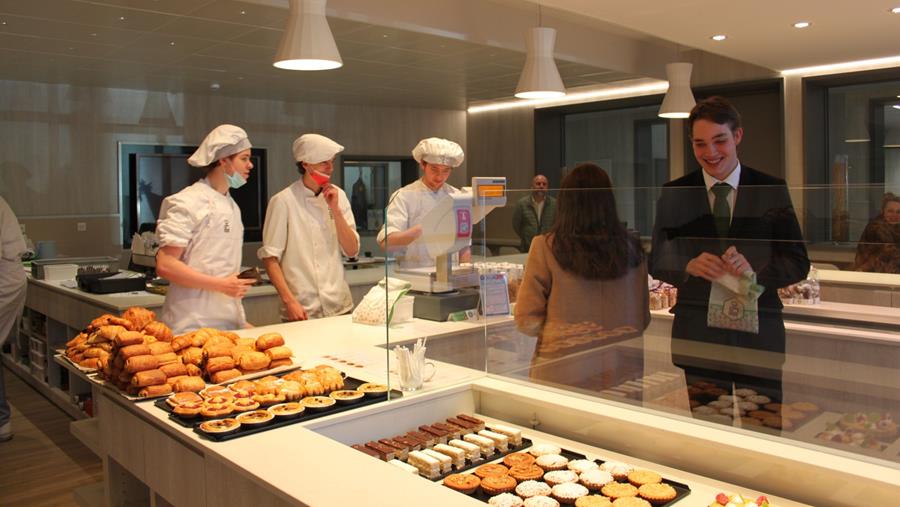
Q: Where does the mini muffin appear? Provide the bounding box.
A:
[544,470,579,486]
[575,496,613,507]
[627,470,661,487]
[601,482,638,500]
[504,452,537,468]
[637,483,677,504]
[488,493,524,507]
[599,461,633,481]
[475,463,510,479]
[579,469,614,490]
[516,480,552,499]
[443,473,481,495]
[567,459,600,474]
[733,388,757,397]
[781,408,807,421]
[510,465,546,482]
[536,454,570,471]
[529,444,563,457]
[611,498,650,507]
[738,401,759,412]
[525,496,561,507]
[764,402,783,413]
[551,483,590,505]
[482,474,518,496]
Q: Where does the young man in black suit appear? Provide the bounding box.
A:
[650,96,809,429]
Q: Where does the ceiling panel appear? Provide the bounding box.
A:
[0,0,636,109]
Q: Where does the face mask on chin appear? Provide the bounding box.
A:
[225,163,247,189]
[309,170,330,187]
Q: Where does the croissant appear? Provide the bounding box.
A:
[122,307,156,331]
[264,346,292,361]
[238,351,269,371]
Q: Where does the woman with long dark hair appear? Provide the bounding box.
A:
[515,163,650,362]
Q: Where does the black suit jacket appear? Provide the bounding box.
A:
[649,166,809,357]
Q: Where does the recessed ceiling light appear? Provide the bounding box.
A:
[169,41,175,46]
[892,7,900,14]
[119,16,126,21]
[89,32,97,37]
[210,83,221,90]
[240,10,246,15]
[1,21,6,25]
[793,21,811,28]
[237,76,244,80]
[711,34,727,41]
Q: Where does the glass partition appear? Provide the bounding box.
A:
[373,175,900,469]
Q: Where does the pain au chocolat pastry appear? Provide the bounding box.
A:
[138,384,172,397]
[264,346,292,361]
[173,376,205,393]
[255,333,284,351]
[131,368,166,387]
[119,344,151,360]
[392,435,422,452]
[238,351,270,371]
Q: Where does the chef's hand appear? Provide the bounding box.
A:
[722,246,753,276]
[219,274,255,298]
[285,300,308,321]
[686,252,727,282]
[407,224,423,240]
[322,184,339,211]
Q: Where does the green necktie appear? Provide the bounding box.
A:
[712,182,732,239]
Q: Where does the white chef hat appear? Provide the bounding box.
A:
[292,133,344,164]
[412,137,464,167]
[187,124,252,167]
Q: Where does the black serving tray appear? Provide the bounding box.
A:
[592,459,691,506]
[155,376,400,441]
[433,439,691,506]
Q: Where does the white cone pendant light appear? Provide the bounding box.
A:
[658,62,695,118]
[515,27,566,99]
[273,0,342,71]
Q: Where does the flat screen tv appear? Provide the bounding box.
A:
[119,143,267,248]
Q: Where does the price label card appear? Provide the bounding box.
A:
[480,273,510,316]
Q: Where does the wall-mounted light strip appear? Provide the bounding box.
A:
[781,55,900,76]
[467,81,667,114]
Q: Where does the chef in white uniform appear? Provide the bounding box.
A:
[377,137,471,269]
[155,124,256,334]
[258,134,359,321]
[0,196,26,442]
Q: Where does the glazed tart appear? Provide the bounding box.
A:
[356,383,389,397]
[235,409,275,427]
[268,402,305,419]
[166,391,203,408]
[199,418,240,436]
[301,396,336,411]
[330,390,364,404]
[232,398,260,412]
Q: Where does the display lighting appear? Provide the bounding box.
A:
[273,0,342,71]
[792,21,811,28]
[781,55,900,76]
[711,35,727,41]
[468,81,668,114]
[658,62,696,119]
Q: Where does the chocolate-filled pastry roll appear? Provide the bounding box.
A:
[264,346,292,361]
[238,351,270,371]
[138,383,172,397]
[114,330,144,347]
[154,352,179,365]
[255,333,284,351]
[173,376,206,393]
[160,362,188,378]
[206,356,235,374]
[131,368,166,387]
[211,368,242,384]
[268,358,293,369]
[148,342,174,355]
[125,354,159,373]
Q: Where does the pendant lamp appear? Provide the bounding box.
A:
[515,26,566,99]
[658,62,695,118]
[273,0,342,71]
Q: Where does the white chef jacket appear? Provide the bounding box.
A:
[377,179,463,269]
[0,196,26,346]
[156,179,247,334]
[258,181,358,319]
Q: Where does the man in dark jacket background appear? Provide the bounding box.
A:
[512,174,557,252]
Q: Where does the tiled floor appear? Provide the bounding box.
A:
[0,366,103,506]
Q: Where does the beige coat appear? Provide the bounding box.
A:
[515,235,650,360]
